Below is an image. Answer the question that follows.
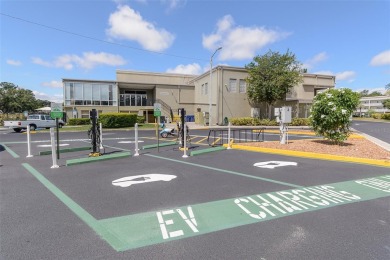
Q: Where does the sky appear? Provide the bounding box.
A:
[1,0,389,103]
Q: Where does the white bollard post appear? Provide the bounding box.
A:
[182,123,188,158]
[99,123,104,150]
[227,122,232,149]
[50,128,59,168]
[280,123,287,144]
[134,123,139,156]
[26,125,33,157]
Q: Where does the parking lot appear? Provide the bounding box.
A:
[1,128,390,259]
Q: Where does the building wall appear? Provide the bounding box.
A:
[356,96,390,114]
[191,66,335,123]
[63,68,335,124]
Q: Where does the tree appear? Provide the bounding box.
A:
[383,99,390,109]
[368,91,383,97]
[310,88,360,144]
[359,89,370,97]
[245,50,303,118]
[0,82,39,116]
[385,83,390,96]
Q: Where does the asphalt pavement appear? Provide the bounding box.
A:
[1,127,390,260]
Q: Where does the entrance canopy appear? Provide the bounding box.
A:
[36,106,51,111]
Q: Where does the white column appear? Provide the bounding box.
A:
[50,128,59,168]
[182,123,188,158]
[26,125,33,157]
[134,123,139,156]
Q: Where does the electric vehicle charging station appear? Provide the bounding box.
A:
[275,106,292,144]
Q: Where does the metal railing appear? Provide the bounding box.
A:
[207,127,265,146]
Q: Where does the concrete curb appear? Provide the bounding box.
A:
[190,146,226,156]
[66,151,131,166]
[230,144,390,168]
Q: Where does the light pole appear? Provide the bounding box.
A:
[209,46,222,126]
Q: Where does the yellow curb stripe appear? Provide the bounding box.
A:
[255,130,364,139]
[195,137,208,144]
[228,144,390,168]
[211,138,221,146]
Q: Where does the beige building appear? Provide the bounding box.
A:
[63,66,335,124]
[356,95,390,115]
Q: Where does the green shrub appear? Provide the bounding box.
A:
[381,113,390,120]
[137,116,145,124]
[258,119,278,126]
[68,118,90,125]
[99,113,137,128]
[371,113,382,119]
[290,118,310,126]
[310,88,360,144]
[230,117,278,126]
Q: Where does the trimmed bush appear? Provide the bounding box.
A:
[381,113,390,120]
[310,88,360,144]
[99,113,137,128]
[137,116,145,124]
[372,113,382,119]
[230,117,278,126]
[290,118,310,126]
[68,118,90,125]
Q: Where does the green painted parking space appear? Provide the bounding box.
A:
[22,162,390,251]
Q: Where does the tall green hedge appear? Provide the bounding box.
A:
[230,117,310,126]
[99,113,137,128]
[68,118,90,125]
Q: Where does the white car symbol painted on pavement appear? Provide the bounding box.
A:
[112,174,177,187]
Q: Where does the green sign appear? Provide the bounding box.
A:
[154,111,161,117]
[154,103,161,117]
[51,103,63,119]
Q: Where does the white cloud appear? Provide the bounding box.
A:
[32,52,126,70]
[33,91,63,103]
[106,5,175,51]
[166,63,202,75]
[32,57,52,67]
[313,70,356,82]
[7,59,22,66]
[303,52,328,70]
[41,80,62,89]
[202,15,290,61]
[370,50,390,66]
[161,0,186,11]
[336,71,356,81]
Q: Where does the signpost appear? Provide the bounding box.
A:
[51,103,63,160]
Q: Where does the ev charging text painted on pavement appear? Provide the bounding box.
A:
[355,175,390,192]
[156,207,198,239]
[253,161,297,169]
[98,174,390,251]
[22,164,390,252]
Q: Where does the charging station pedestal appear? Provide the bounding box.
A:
[275,106,292,144]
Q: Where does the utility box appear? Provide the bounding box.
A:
[280,106,292,123]
[203,112,209,125]
[274,107,281,117]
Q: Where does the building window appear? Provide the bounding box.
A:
[64,82,117,107]
[229,79,237,92]
[201,83,208,95]
[81,110,90,119]
[239,79,246,93]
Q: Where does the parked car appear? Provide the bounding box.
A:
[4,114,65,132]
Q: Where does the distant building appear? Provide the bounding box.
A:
[356,95,390,116]
[62,66,335,124]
